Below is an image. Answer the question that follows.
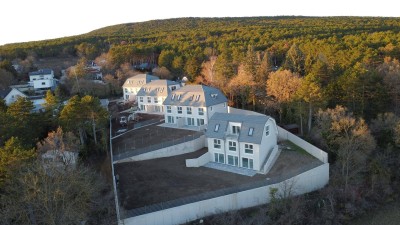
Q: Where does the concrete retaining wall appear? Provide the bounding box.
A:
[277,126,328,163]
[122,163,329,225]
[186,152,211,167]
[116,135,206,163]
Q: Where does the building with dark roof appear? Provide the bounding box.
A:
[136,80,181,114]
[205,112,279,172]
[122,74,159,101]
[162,85,228,130]
[28,69,57,90]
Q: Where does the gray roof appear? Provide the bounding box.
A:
[0,88,11,99]
[163,85,227,107]
[206,112,270,145]
[122,74,159,88]
[136,80,180,97]
[29,69,53,76]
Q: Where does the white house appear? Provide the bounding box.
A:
[163,85,228,130]
[205,112,279,172]
[122,74,159,101]
[136,80,181,114]
[28,69,57,90]
[3,88,27,105]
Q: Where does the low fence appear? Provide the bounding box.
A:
[113,133,204,162]
[277,126,328,163]
[186,152,211,167]
[121,162,329,225]
[262,145,280,174]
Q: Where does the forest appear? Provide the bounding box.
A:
[1,16,400,224]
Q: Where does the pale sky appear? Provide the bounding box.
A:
[1,0,399,46]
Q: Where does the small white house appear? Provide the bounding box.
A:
[136,80,181,114]
[3,88,27,105]
[29,69,57,90]
[122,74,159,101]
[205,112,279,172]
[163,85,228,130]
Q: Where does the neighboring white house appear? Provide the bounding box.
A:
[122,74,159,101]
[205,112,279,172]
[28,69,58,90]
[3,88,46,112]
[163,85,228,129]
[3,88,27,105]
[136,80,181,114]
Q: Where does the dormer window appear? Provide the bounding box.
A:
[210,93,218,98]
[195,95,200,101]
[189,95,194,101]
[177,94,181,100]
[171,94,175,100]
[214,124,220,132]
[232,125,240,134]
[248,128,254,136]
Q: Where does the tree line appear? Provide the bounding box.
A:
[2,16,400,224]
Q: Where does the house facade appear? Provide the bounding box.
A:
[163,85,228,130]
[122,74,159,101]
[3,88,27,105]
[205,112,278,171]
[29,69,57,90]
[136,80,181,114]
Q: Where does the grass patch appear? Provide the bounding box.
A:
[281,140,310,156]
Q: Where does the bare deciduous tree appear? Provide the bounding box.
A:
[0,162,114,225]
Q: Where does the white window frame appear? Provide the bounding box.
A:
[228,141,237,151]
[167,115,175,124]
[177,106,182,114]
[242,157,254,169]
[244,144,253,154]
[265,125,270,136]
[213,139,221,149]
[227,155,239,166]
[214,153,224,163]
[197,118,204,126]
[187,107,192,115]
[232,126,240,134]
[187,117,195,126]
[198,108,204,116]
[166,106,172,113]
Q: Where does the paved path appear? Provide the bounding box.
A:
[204,162,258,177]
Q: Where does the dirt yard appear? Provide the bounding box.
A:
[112,123,200,157]
[114,147,323,211]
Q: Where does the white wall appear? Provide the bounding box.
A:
[4,89,26,105]
[262,145,280,174]
[238,142,260,169]
[122,163,329,225]
[186,152,211,167]
[277,126,328,163]
[164,105,208,127]
[32,79,55,89]
[259,118,278,170]
[114,135,206,163]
